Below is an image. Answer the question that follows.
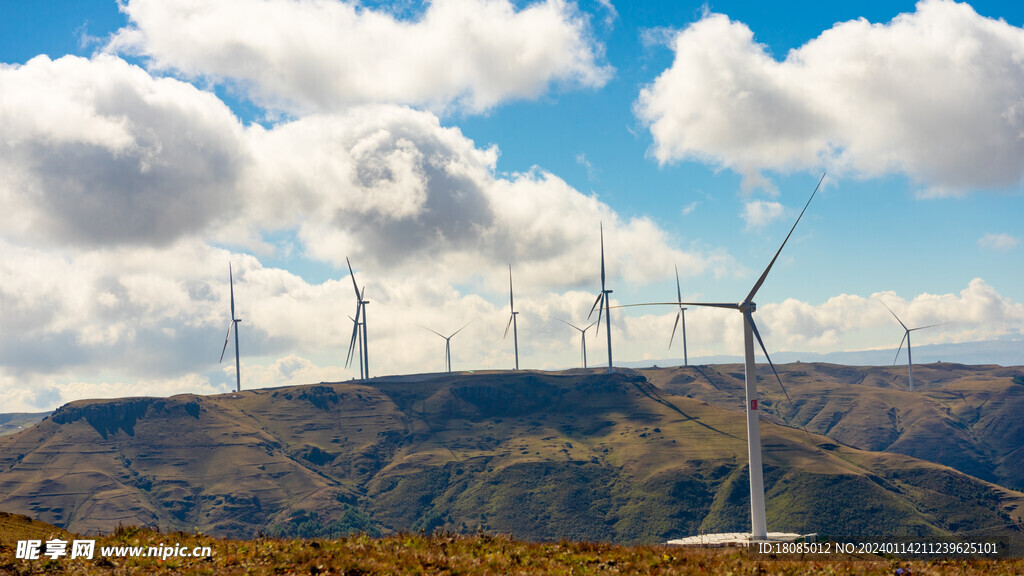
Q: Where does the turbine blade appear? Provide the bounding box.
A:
[504,314,513,339]
[585,320,598,332]
[555,317,583,332]
[744,172,825,305]
[747,314,795,409]
[878,299,909,331]
[588,292,604,319]
[418,325,447,339]
[346,256,361,296]
[893,332,908,366]
[599,222,606,289]
[675,265,683,302]
[450,320,473,339]
[508,265,515,311]
[910,321,952,332]
[669,311,681,350]
[229,264,236,318]
[594,294,605,336]
[345,333,358,368]
[346,316,360,367]
[219,322,233,363]
[610,301,739,311]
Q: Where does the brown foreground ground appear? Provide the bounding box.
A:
[1,526,1023,576]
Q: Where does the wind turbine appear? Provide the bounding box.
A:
[504,265,520,370]
[669,265,689,366]
[879,300,947,392]
[219,264,242,393]
[555,318,597,369]
[420,322,472,373]
[588,223,613,374]
[345,257,369,380]
[618,172,825,541]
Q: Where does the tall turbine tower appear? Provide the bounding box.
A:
[879,300,946,391]
[620,172,825,541]
[669,265,689,366]
[219,264,242,393]
[420,322,472,373]
[588,223,613,373]
[504,265,520,370]
[346,258,369,380]
[556,318,597,369]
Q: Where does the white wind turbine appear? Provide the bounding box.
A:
[345,257,369,380]
[219,264,242,393]
[879,300,948,392]
[420,322,473,373]
[620,173,825,542]
[669,265,689,366]
[504,265,520,370]
[555,318,598,370]
[588,223,614,374]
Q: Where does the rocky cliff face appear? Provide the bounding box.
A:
[50,397,201,439]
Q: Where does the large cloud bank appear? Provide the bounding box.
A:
[0,0,1020,413]
[0,51,722,412]
[636,0,1024,195]
[108,0,612,114]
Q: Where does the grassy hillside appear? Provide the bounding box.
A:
[0,369,1022,552]
[3,527,1024,575]
[0,511,70,545]
[639,363,1024,490]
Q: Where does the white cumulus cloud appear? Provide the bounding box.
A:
[742,200,785,229]
[108,0,612,115]
[636,0,1024,194]
[0,54,248,247]
[978,232,1020,251]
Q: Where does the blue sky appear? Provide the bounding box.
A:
[1,0,1022,411]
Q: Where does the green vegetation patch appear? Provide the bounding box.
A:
[268,506,379,539]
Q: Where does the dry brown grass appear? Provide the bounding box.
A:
[1,527,1023,575]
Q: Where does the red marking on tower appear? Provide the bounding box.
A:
[750,399,758,411]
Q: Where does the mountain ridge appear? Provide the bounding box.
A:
[0,366,1022,551]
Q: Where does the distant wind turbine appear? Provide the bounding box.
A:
[555,318,597,369]
[504,265,520,370]
[420,322,473,373]
[669,265,689,366]
[345,258,369,380]
[617,172,826,541]
[879,300,948,392]
[219,264,242,393]
[588,223,614,374]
